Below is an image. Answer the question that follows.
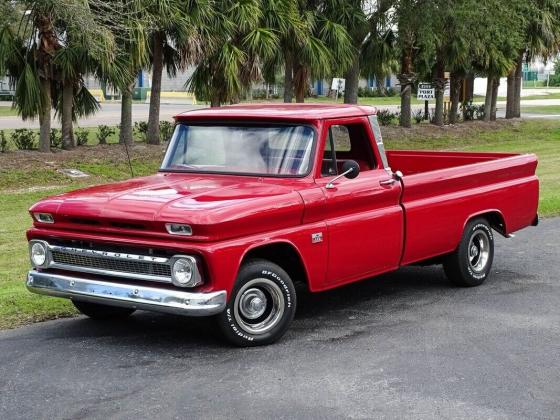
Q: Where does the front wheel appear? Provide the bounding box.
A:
[443,218,494,287]
[217,259,296,346]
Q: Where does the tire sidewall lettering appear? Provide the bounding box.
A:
[226,267,293,343]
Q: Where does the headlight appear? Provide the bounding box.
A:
[29,241,49,267]
[34,213,54,223]
[171,256,202,288]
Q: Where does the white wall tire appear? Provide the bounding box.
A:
[216,259,296,346]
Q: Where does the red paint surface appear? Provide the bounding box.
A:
[28,104,539,297]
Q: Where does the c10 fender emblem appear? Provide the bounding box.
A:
[311,232,323,243]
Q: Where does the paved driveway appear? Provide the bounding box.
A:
[1,100,559,129]
[0,218,558,419]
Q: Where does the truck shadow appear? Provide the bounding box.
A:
[43,265,456,348]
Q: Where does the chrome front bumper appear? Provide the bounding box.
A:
[26,270,226,317]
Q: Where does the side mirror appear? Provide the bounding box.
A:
[342,160,360,179]
[326,160,360,189]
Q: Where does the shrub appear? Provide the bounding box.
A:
[50,129,62,148]
[413,109,425,124]
[252,89,267,100]
[134,121,148,142]
[549,59,560,87]
[159,121,174,142]
[0,130,7,153]
[386,87,397,97]
[461,102,485,121]
[11,129,36,150]
[75,128,89,146]
[358,86,397,98]
[377,109,398,126]
[475,104,485,120]
[96,125,115,144]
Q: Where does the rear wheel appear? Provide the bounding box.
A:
[73,300,136,320]
[217,259,296,346]
[444,218,494,287]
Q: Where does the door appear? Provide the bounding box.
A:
[316,118,404,287]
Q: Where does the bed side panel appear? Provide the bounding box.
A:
[399,154,538,265]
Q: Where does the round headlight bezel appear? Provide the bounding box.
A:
[29,240,49,268]
[170,256,202,288]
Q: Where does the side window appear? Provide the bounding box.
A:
[321,122,376,176]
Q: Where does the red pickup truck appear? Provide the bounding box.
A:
[26,104,539,346]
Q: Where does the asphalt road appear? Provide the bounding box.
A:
[1,100,559,129]
[0,218,559,420]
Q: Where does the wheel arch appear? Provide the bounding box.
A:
[240,241,310,290]
[464,209,507,237]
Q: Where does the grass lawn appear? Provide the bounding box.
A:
[0,106,18,117]
[521,105,560,114]
[0,119,558,329]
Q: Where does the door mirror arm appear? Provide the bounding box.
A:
[326,160,360,189]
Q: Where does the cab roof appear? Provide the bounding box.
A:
[174,103,378,122]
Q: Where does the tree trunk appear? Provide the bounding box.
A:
[38,78,51,153]
[147,31,164,145]
[465,74,475,102]
[432,58,445,126]
[61,79,74,150]
[462,73,475,120]
[483,76,493,122]
[399,79,412,128]
[343,54,360,104]
[449,73,461,124]
[513,51,524,118]
[293,59,307,103]
[210,97,220,107]
[283,53,293,103]
[119,84,134,145]
[398,50,414,128]
[490,78,500,121]
[505,67,516,119]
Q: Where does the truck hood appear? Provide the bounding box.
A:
[30,173,306,241]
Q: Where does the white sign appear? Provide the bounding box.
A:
[331,78,346,92]
[417,82,435,100]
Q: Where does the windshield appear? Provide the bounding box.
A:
[161,123,315,176]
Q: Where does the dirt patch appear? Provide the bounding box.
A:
[381,119,522,142]
[0,142,167,172]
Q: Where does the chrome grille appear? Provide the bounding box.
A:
[51,251,171,277]
[47,244,173,283]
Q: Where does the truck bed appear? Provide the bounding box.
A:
[386,150,539,266]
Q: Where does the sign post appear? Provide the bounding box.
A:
[418,82,435,120]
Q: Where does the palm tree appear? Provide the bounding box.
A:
[53,10,116,149]
[0,0,118,152]
[145,0,211,145]
[0,2,60,152]
[394,0,426,128]
[288,0,355,103]
[187,0,280,107]
[506,0,560,119]
[340,0,396,104]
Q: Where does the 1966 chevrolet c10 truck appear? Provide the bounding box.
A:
[26,104,539,346]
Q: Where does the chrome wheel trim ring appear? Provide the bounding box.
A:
[468,229,490,273]
[233,278,285,335]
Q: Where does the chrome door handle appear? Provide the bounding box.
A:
[379,178,395,187]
